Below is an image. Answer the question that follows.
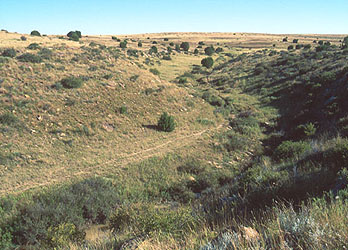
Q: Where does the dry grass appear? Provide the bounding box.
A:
[0,30,227,195]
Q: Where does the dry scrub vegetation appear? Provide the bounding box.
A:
[1,29,348,249]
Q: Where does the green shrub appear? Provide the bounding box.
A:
[0,56,9,64]
[283,37,288,42]
[38,48,53,59]
[138,41,142,47]
[323,139,348,171]
[27,43,40,50]
[194,48,199,54]
[297,123,316,137]
[157,112,175,132]
[1,48,16,58]
[120,41,127,48]
[180,42,190,51]
[5,177,118,246]
[288,45,294,50]
[177,159,206,175]
[149,68,160,76]
[69,33,79,41]
[30,30,41,36]
[169,42,174,46]
[164,38,169,41]
[0,113,18,125]
[60,76,83,89]
[111,36,117,40]
[204,46,214,55]
[162,55,171,60]
[45,223,84,248]
[67,31,81,40]
[175,44,180,52]
[20,36,27,41]
[0,227,13,249]
[149,45,158,54]
[17,53,42,63]
[293,39,299,43]
[215,47,223,53]
[201,57,214,68]
[296,44,303,49]
[119,105,128,114]
[127,49,138,57]
[109,203,198,238]
[202,91,224,106]
[274,140,310,161]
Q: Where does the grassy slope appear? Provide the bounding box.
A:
[1,30,348,249]
[0,31,224,195]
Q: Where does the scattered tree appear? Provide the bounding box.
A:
[30,30,41,36]
[149,45,158,54]
[204,46,214,56]
[180,42,190,52]
[120,41,127,48]
[201,57,214,68]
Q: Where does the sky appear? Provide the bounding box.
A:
[0,0,347,35]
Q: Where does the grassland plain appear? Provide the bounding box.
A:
[1,30,348,249]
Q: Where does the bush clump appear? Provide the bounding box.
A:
[323,139,348,171]
[20,36,27,41]
[149,68,160,76]
[180,42,190,51]
[1,48,16,58]
[3,177,119,246]
[274,140,310,161]
[120,41,127,48]
[149,45,158,54]
[109,203,198,238]
[201,57,214,68]
[60,76,83,89]
[67,30,82,41]
[17,53,42,63]
[204,46,215,56]
[0,113,18,125]
[27,43,40,50]
[157,112,175,132]
[30,30,41,36]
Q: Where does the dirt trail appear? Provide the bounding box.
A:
[1,123,225,196]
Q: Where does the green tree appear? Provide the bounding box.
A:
[69,33,79,41]
[201,57,214,68]
[180,42,190,51]
[120,41,127,48]
[149,45,158,54]
[30,30,41,36]
[204,46,214,56]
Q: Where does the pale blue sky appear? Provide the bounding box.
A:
[0,0,347,35]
